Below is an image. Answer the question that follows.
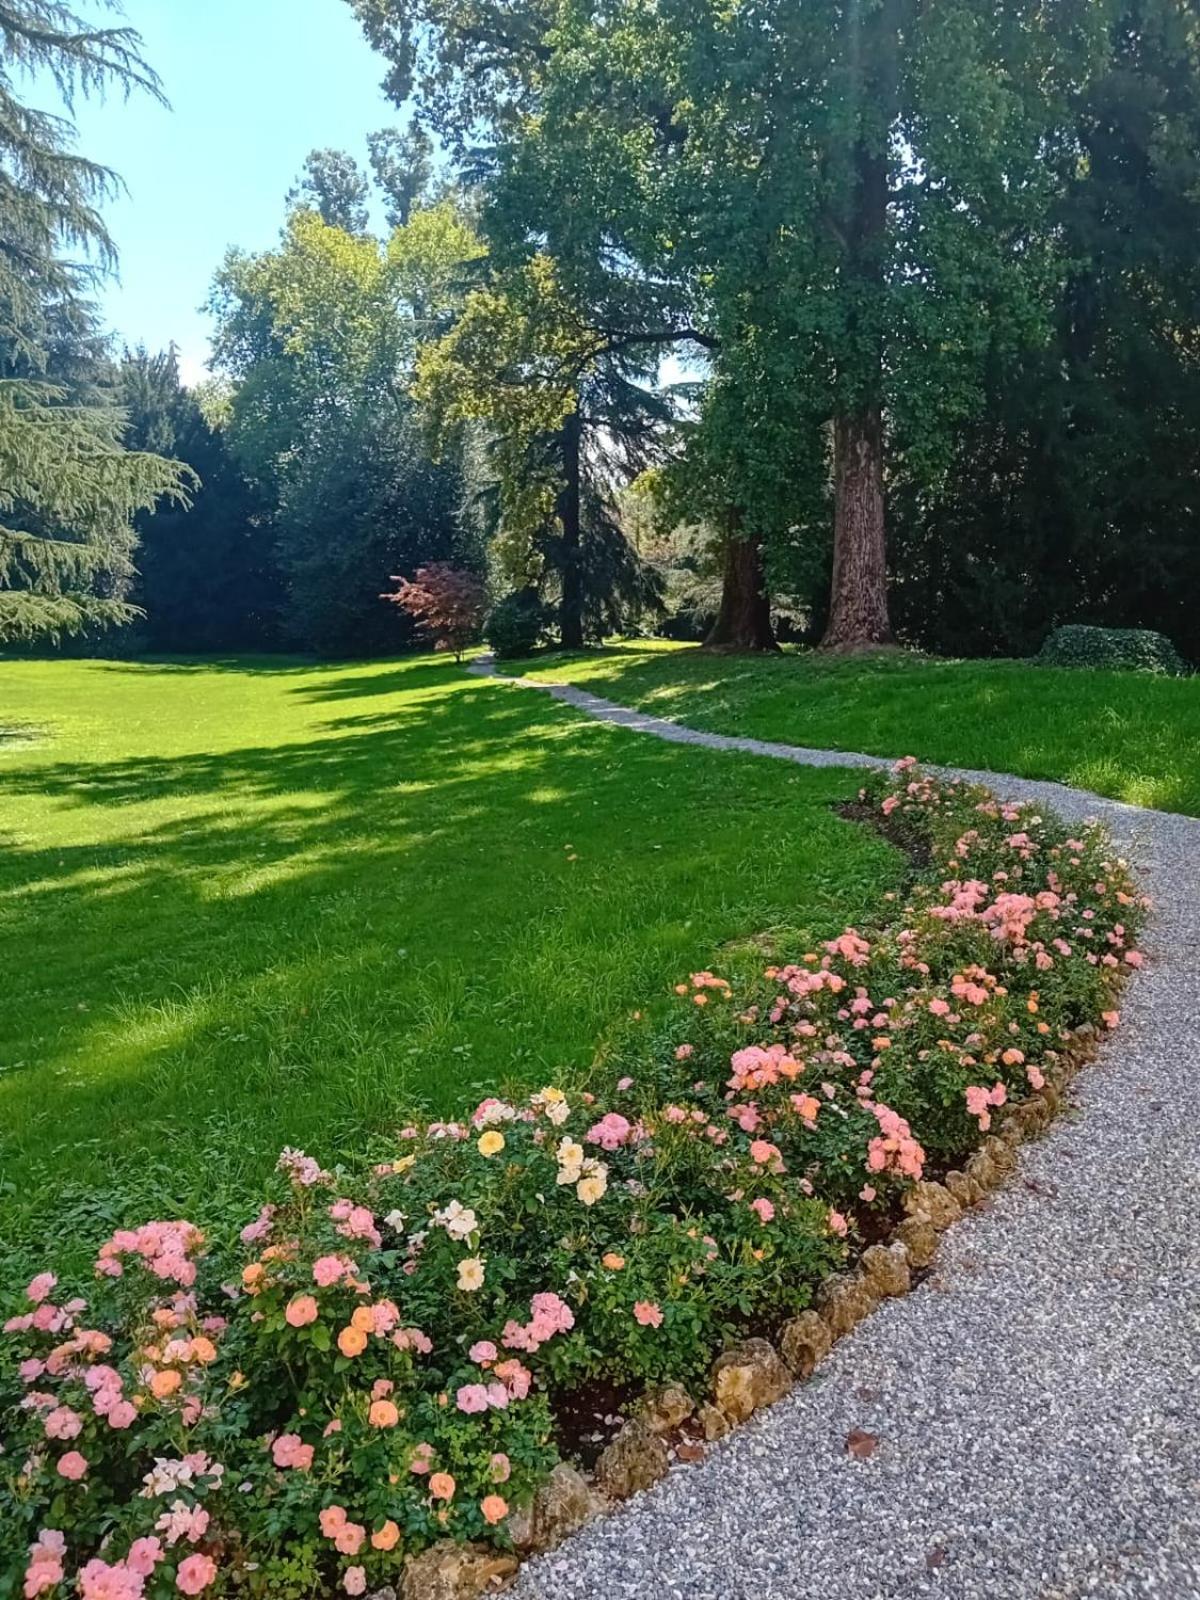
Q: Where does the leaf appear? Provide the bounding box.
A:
[309,1323,331,1352]
[845,1427,878,1459]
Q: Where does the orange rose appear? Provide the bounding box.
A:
[150,1369,182,1399]
[429,1472,456,1502]
[481,1495,509,1525]
[337,1326,368,1358]
[371,1520,401,1552]
[350,1305,375,1334]
[368,1399,400,1429]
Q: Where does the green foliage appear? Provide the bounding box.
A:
[0,2,189,642]
[118,347,282,652]
[210,205,484,654]
[348,0,1200,652]
[889,0,1200,663]
[0,0,164,364]
[0,378,190,642]
[368,125,435,228]
[286,147,372,232]
[1035,625,1188,677]
[484,588,552,658]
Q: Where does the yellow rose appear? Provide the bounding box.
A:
[477,1131,505,1157]
[457,1256,485,1292]
[577,1174,607,1206]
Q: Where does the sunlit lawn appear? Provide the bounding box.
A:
[0,654,899,1274]
[515,641,1200,815]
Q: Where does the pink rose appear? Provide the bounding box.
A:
[176,1553,218,1595]
[456,1383,490,1414]
[44,1406,82,1441]
[127,1537,163,1578]
[334,1522,366,1556]
[285,1295,319,1328]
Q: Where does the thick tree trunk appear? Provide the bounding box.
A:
[558,409,584,649]
[703,513,778,652]
[820,24,895,651]
[821,405,893,649]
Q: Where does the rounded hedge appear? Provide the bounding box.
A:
[484,591,554,660]
[1035,624,1187,676]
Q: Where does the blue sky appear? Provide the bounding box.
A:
[58,0,400,383]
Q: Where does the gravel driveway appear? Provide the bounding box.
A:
[473,659,1200,1600]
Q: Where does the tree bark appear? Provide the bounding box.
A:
[558,408,584,649]
[703,512,778,652]
[821,405,893,649]
[820,19,896,650]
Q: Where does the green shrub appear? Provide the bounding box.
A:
[1035,624,1187,675]
[484,590,554,659]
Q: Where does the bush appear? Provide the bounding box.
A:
[484,590,553,660]
[382,564,487,662]
[1035,624,1187,676]
[0,763,1147,1597]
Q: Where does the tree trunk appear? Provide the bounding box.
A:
[821,405,893,649]
[558,409,584,649]
[703,513,778,652]
[820,18,896,650]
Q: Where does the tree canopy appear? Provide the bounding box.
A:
[347,0,1200,656]
[0,0,188,643]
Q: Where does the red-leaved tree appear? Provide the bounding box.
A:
[382,564,487,661]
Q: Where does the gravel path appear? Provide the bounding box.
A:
[472,657,1200,1600]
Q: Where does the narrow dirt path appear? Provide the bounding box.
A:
[472,655,1200,1600]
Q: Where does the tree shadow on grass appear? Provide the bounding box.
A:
[0,668,902,1274]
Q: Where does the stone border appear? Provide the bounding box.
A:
[485,1032,1094,1580]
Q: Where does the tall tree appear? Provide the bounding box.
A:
[368,126,434,227]
[0,0,187,643]
[417,252,672,646]
[118,348,281,651]
[889,0,1200,663]
[210,203,484,654]
[349,0,1109,649]
[286,147,371,232]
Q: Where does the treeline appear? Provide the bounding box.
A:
[4,1,1200,662]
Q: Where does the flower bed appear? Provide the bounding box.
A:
[0,764,1147,1600]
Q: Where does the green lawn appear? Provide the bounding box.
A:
[0,654,899,1275]
[514,641,1200,815]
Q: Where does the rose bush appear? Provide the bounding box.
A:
[0,764,1147,1597]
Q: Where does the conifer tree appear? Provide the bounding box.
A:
[0,0,188,642]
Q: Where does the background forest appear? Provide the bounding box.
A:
[3,0,1199,663]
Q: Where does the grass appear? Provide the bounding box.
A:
[513,641,1200,816]
[0,654,900,1275]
